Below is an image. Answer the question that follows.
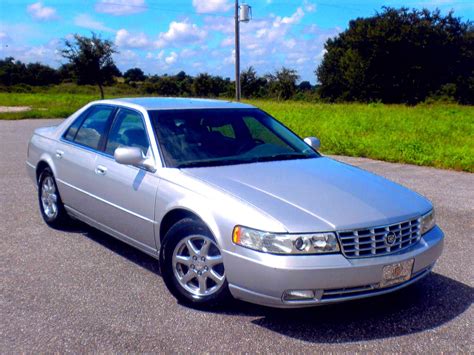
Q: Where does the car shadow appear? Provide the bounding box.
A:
[68,220,162,276]
[68,221,473,343]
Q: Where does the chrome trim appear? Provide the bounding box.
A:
[56,178,157,224]
[320,265,433,301]
[26,161,35,169]
[279,265,433,305]
[337,217,423,258]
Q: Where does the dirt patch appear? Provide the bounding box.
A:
[0,106,31,113]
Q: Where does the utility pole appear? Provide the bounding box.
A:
[234,0,241,101]
[234,2,251,101]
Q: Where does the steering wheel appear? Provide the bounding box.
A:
[237,139,264,154]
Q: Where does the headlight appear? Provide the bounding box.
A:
[420,209,436,235]
[232,226,340,254]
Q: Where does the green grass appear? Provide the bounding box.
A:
[0,91,473,172]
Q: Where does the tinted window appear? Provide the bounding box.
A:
[149,108,319,168]
[74,106,115,150]
[64,108,92,141]
[105,109,150,156]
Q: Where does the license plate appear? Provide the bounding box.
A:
[379,259,414,288]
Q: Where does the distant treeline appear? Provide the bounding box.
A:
[0,60,314,101]
[1,7,472,104]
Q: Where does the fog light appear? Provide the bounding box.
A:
[283,289,315,301]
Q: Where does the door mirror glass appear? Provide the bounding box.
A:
[304,136,321,150]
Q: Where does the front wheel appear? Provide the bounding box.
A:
[160,218,230,308]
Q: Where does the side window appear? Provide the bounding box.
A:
[74,106,115,150]
[243,116,289,147]
[209,123,236,139]
[105,109,150,156]
[63,108,92,141]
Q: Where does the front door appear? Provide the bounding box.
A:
[91,108,158,251]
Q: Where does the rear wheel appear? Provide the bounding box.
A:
[38,167,70,228]
[160,218,230,308]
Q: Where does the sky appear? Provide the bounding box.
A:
[0,0,472,83]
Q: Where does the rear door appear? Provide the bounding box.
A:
[89,107,159,250]
[55,105,116,215]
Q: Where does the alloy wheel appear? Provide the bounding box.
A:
[41,176,58,219]
[172,235,225,297]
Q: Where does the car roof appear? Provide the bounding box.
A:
[104,97,255,110]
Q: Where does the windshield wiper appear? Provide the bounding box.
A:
[255,153,314,162]
[177,153,314,168]
[177,158,252,168]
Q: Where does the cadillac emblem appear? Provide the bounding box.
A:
[385,231,397,246]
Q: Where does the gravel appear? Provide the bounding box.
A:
[1,119,472,352]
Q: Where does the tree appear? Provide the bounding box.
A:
[267,67,299,100]
[25,63,60,86]
[0,57,60,86]
[241,66,267,98]
[124,67,145,83]
[298,81,312,91]
[61,33,118,99]
[192,73,214,97]
[155,76,180,96]
[316,7,474,104]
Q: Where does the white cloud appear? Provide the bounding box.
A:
[278,7,304,25]
[0,32,11,43]
[115,29,151,48]
[27,2,58,21]
[223,49,235,65]
[303,0,316,13]
[156,20,207,48]
[192,0,231,13]
[0,38,61,66]
[95,0,146,16]
[165,51,178,65]
[74,14,114,32]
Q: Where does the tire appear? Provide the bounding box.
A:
[160,218,231,308]
[38,167,70,228]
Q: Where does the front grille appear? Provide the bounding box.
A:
[337,217,421,258]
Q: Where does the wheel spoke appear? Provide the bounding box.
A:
[49,194,57,203]
[198,276,207,293]
[200,239,211,257]
[174,255,191,266]
[48,178,54,192]
[208,270,224,286]
[180,271,195,284]
[207,255,223,266]
[185,239,199,256]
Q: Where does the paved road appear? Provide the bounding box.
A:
[1,119,473,352]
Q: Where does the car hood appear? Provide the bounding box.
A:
[182,157,432,233]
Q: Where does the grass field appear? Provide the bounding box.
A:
[0,91,473,172]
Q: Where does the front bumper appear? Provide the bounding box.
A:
[224,226,444,308]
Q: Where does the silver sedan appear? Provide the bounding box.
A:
[27,97,444,308]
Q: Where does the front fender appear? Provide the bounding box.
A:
[154,172,286,251]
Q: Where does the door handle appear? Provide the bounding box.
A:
[95,165,107,175]
[55,150,64,159]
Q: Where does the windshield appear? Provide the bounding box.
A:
[149,108,319,168]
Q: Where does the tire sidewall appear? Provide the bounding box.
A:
[160,218,230,307]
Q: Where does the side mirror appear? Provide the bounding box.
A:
[304,136,321,150]
[114,146,156,172]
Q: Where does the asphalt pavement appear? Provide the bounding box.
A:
[1,119,472,352]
